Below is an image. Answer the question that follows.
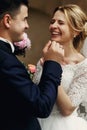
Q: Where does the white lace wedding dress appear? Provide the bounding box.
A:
[33,57,87,130]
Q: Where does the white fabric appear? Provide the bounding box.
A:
[38,108,87,130]
[33,58,87,130]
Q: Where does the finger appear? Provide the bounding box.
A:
[40,57,44,66]
[51,41,63,50]
[59,45,63,49]
[51,41,57,47]
[43,40,52,53]
[50,41,60,50]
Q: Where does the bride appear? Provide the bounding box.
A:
[33,4,87,130]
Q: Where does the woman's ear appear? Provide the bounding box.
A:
[3,14,12,28]
[74,30,80,38]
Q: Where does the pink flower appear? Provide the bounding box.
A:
[28,64,36,73]
[28,64,36,80]
[14,33,31,49]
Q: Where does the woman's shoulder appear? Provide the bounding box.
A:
[73,58,87,77]
[75,58,87,68]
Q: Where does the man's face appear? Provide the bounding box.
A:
[9,5,29,43]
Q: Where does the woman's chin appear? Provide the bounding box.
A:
[51,38,60,42]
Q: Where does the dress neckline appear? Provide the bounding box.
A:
[62,58,87,67]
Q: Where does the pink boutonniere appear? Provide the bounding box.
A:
[28,64,36,80]
[14,33,31,56]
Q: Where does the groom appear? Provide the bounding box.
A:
[0,0,63,130]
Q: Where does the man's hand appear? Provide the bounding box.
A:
[43,40,64,65]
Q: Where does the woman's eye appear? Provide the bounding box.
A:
[59,22,64,25]
[58,20,65,25]
[50,19,55,24]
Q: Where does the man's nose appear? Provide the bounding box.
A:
[26,22,29,29]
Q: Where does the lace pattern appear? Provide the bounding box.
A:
[33,60,42,84]
[33,59,87,121]
[68,60,87,106]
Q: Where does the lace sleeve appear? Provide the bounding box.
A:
[68,60,87,107]
[33,60,43,85]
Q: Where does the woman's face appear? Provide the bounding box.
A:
[49,10,73,45]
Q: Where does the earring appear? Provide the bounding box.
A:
[74,35,76,38]
[73,35,76,38]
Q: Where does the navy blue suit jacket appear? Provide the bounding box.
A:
[0,40,62,130]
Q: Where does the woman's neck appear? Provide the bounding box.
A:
[63,46,85,65]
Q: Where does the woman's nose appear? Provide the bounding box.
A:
[51,21,58,28]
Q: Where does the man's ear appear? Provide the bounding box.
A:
[3,14,12,28]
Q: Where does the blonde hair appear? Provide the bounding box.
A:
[53,4,87,51]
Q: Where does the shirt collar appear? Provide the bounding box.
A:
[0,37,15,53]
